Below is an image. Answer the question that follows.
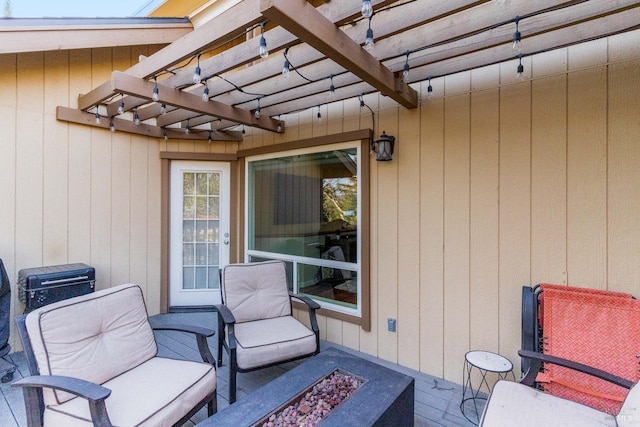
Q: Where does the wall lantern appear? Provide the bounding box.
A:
[371,131,396,161]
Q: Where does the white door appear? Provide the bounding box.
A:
[170,161,230,307]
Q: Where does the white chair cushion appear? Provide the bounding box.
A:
[480,380,616,426]
[222,261,291,323]
[234,316,316,370]
[43,357,216,427]
[25,284,157,405]
[618,384,640,426]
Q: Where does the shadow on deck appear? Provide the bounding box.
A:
[1,311,481,426]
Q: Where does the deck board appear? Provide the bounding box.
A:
[1,312,479,426]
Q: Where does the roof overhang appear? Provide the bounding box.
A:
[0,17,193,54]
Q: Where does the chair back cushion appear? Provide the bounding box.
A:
[25,284,157,404]
[222,261,291,323]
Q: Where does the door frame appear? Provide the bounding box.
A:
[160,152,239,313]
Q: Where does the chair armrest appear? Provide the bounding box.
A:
[149,320,215,337]
[214,304,236,325]
[289,293,320,334]
[290,293,321,310]
[13,375,113,427]
[518,350,635,389]
[148,319,216,365]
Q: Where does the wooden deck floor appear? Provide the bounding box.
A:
[1,312,482,426]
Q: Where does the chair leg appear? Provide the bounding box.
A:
[229,351,237,404]
[216,314,224,368]
[208,393,217,416]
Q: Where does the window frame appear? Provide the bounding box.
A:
[237,130,371,331]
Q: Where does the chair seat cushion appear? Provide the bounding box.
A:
[44,357,216,427]
[480,380,616,426]
[234,316,316,370]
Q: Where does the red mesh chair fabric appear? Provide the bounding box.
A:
[535,284,640,415]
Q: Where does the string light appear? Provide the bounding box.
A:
[259,22,269,59]
[94,107,101,125]
[427,76,433,100]
[329,75,335,97]
[361,0,373,19]
[160,103,167,115]
[402,52,410,82]
[208,131,212,143]
[134,109,140,125]
[364,18,374,51]
[202,83,210,102]
[152,77,159,102]
[317,105,322,122]
[277,115,283,132]
[164,130,168,141]
[193,54,202,84]
[109,120,115,132]
[282,59,290,78]
[242,125,246,135]
[516,53,525,80]
[255,98,261,119]
[512,16,522,53]
[185,119,190,134]
[117,94,125,115]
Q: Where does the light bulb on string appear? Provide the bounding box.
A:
[160,103,166,115]
[117,95,125,115]
[282,58,290,78]
[163,130,168,141]
[259,22,269,59]
[361,0,373,19]
[134,109,141,125]
[277,116,283,132]
[516,53,525,81]
[329,75,335,98]
[152,77,159,102]
[242,125,246,135]
[94,107,101,125]
[317,105,322,122]
[364,18,374,51]
[208,131,212,143]
[512,17,522,53]
[193,54,202,84]
[202,83,209,103]
[109,120,115,132]
[255,99,261,119]
[185,119,190,134]
[427,76,433,100]
[402,52,410,82]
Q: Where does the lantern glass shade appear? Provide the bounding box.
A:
[372,131,395,161]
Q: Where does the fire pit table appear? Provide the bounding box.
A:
[198,347,414,426]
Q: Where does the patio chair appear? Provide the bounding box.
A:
[521,283,640,414]
[12,283,217,427]
[480,350,638,426]
[215,260,320,404]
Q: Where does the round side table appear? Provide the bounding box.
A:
[460,350,515,425]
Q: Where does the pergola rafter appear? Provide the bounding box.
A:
[58,0,640,141]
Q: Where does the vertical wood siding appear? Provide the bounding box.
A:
[1,30,639,386]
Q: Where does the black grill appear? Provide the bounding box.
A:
[18,263,95,312]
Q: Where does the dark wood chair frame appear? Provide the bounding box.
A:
[12,315,218,427]
[215,292,321,404]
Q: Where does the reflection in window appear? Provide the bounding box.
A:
[247,144,360,315]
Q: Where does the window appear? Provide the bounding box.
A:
[246,141,364,317]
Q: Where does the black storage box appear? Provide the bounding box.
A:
[18,263,95,312]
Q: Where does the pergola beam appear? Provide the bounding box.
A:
[56,106,243,141]
[110,72,283,133]
[260,0,418,109]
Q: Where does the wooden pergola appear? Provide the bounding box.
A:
[58,0,640,141]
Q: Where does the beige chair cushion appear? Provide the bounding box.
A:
[25,284,157,405]
[618,384,640,426]
[222,261,291,323]
[43,357,216,427]
[480,380,616,426]
[234,316,317,370]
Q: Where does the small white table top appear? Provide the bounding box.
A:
[465,350,513,373]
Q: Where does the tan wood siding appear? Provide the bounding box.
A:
[1,31,639,388]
